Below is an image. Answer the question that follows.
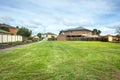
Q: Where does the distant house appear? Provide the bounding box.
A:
[107,34,120,42]
[57,27,99,41]
[42,32,57,39]
[0,23,18,35]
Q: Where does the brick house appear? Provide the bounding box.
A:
[57,27,99,41]
[0,23,18,35]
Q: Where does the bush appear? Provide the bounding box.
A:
[23,40,32,43]
[23,40,27,43]
[100,36,108,42]
[0,40,34,49]
[27,40,33,43]
[32,38,39,42]
[16,41,23,45]
[68,37,100,41]
[48,38,57,41]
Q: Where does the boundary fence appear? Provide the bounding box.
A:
[0,34,22,43]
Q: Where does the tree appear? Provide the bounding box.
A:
[16,26,19,28]
[116,27,120,42]
[0,26,9,32]
[17,27,32,37]
[59,30,64,35]
[92,29,101,35]
[116,27,120,35]
[37,33,42,38]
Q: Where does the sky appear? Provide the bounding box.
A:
[0,0,120,35]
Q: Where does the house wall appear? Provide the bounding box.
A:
[57,30,101,41]
[47,34,57,38]
[47,35,52,38]
[9,28,18,35]
[63,30,92,36]
[57,35,67,41]
[108,36,113,42]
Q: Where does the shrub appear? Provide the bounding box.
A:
[23,40,32,43]
[100,36,108,42]
[68,37,100,41]
[16,41,23,45]
[27,40,33,43]
[32,38,39,42]
[48,38,57,41]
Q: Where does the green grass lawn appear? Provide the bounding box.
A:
[0,41,120,80]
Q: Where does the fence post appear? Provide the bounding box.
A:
[11,35,12,43]
[17,35,18,41]
[2,34,3,43]
[7,34,8,43]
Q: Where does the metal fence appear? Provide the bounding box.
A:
[0,34,22,43]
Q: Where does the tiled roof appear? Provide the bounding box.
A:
[61,27,91,32]
[0,23,16,28]
[45,32,57,35]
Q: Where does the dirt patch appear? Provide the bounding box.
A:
[115,71,120,80]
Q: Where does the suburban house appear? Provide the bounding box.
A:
[107,34,120,42]
[42,32,57,39]
[0,23,18,35]
[57,27,99,41]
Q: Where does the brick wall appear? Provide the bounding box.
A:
[9,28,18,35]
[63,30,92,36]
[57,35,67,41]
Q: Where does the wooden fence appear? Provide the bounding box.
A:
[0,34,22,43]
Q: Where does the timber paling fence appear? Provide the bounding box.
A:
[0,34,23,49]
[0,34,22,43]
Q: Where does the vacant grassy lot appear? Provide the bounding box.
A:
[0,41,120,80]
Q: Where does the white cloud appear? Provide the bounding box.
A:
[107,22,120,29]
[0,0,119,35]
[100,27,115,35]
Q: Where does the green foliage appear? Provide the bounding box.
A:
[92,29,101,35]
[0,26,9,32]
[59,31,65,35]
[59,31,62,35]
[16,26,19,29]
[17,27,32,37]
[32,38,39,42]
[48,36,57,41]
[51,35,55,38]
[23,40,32,43]
[100,36,108,42]
[37,33,42,38]
[15,41,23,45]
[68,37,100,41]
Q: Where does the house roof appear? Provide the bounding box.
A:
[0,23,16,28]
[45,32,57,35]
[106,34,113,37]
[0,29,11,34]
[61,27,91,32]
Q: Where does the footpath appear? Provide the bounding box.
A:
[0,40,46,53]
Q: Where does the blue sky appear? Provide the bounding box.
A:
[0,0,120,35]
